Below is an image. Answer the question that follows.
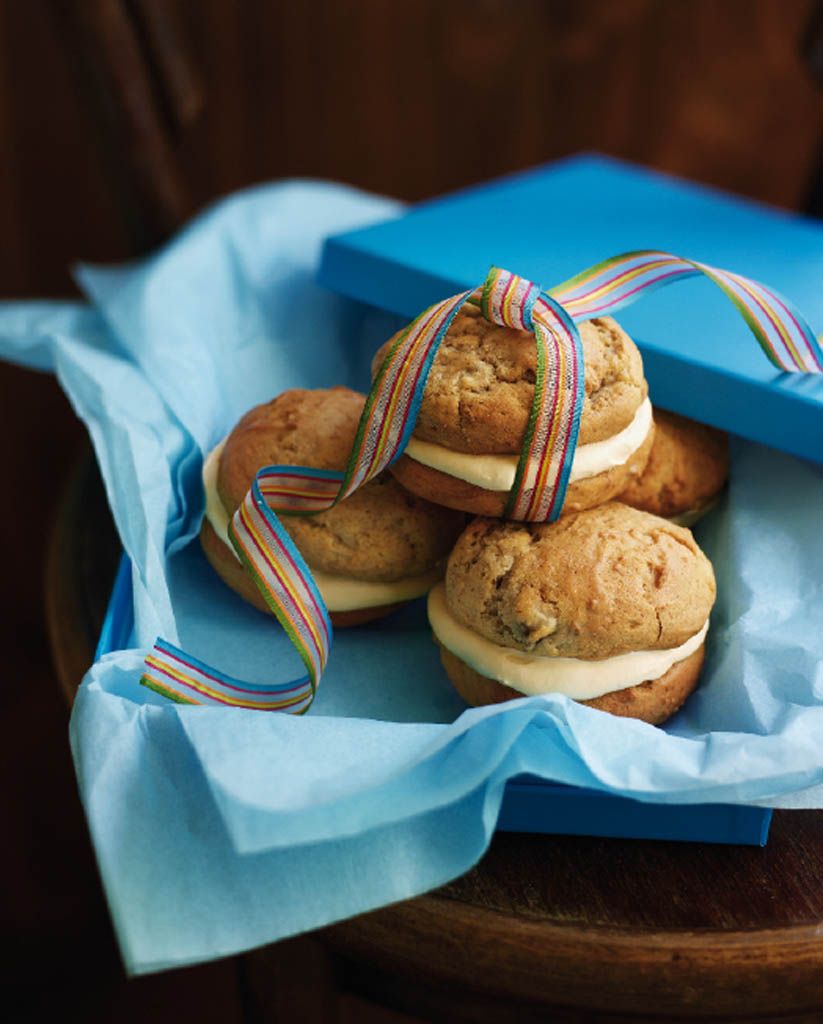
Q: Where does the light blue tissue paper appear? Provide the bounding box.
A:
[72,664,505,974]
[1,180,821,975]
[76,182,404,453]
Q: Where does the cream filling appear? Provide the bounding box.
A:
[405,397,653,492]
[202,440,441,611]
[428,583,708,701]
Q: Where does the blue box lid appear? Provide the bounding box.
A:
[319,154,823,464]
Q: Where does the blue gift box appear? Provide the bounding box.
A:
[319,153,823,465]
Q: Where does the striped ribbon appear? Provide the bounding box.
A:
[141,639,314,712]
[477,267,585,520]
[139,254,821,712]
[549,250,822,373]
[141,470,329,712]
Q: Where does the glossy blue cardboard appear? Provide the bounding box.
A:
[319,154,823,463]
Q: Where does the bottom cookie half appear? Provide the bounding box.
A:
[390,426,655,518]
[200,519,404,627]
[438,642,705,725]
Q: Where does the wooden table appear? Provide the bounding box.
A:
[48,452,823,1023]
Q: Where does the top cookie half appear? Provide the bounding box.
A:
[372,305,647,453]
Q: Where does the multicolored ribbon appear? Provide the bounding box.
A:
[477,267,585,520]
[549,250,822,373]
[141,639,314,712]
[141,470,329,712]
[140,254,821,712]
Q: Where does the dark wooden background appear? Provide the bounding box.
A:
[1,1,821,1020]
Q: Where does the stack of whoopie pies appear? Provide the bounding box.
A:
[202,306,729,726]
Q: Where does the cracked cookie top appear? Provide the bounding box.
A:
[444,505,715,659]
[217,387,465,581]
[372,305,646,453]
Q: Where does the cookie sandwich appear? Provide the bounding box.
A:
[202,387,465,626]
[372,305,655,518]
[428,504,716,724]
[618,409,729,526]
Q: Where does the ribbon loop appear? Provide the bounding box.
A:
[480,266,539,331]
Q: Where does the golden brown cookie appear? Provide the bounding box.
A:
[204,387,465,624]
[430,504,716,724]
[618,409,729,522]
[372,306,653,517]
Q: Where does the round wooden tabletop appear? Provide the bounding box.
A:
[49,451,823,1023]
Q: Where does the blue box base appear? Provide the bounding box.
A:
[497,776,770,845]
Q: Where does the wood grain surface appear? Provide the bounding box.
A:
[1,0,821,297]
[321,816,823,1019]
